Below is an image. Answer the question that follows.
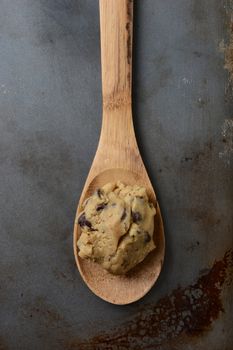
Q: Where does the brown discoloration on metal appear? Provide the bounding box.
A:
[219,119,233,164]
[221,1,233,100]
[224,19,233,82]
[65,250,233,350]
[0,337,9,350]
[219,4,233,164]
[21,296,65,326]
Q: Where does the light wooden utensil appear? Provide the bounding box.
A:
[73,0,165,305]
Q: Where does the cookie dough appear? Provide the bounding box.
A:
[77,182,156,275]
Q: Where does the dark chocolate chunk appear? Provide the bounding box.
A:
[144,232,151,243]
[121,208,127,221]
[121,259,128,267]
[96,203,107,211]
[97,189,103,198]
[132,211,142,222]
[78,213,92,229]
[136,195,144,199]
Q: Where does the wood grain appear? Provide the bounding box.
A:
[73,0,165,305]
[100,0,133,109]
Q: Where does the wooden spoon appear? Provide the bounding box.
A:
[73,0,165,305]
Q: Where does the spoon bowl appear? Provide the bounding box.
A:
[74,168,165,304]
[73,0,165,304]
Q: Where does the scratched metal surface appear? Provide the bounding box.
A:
[0,0,232,349]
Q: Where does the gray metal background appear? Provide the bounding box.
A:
[0,0,232,349]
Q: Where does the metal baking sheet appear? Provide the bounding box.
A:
[0,0,232,349]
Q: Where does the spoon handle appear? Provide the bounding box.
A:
[99,0,133,112]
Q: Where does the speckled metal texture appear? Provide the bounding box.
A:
[0,1,232,349]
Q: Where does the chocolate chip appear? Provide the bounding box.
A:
[121,259,128,267]
[78,213,92,229]
[132,211,142,222]
[96,203,107,211]
[136,195,144,199]
[97,189,103,198]
[121,208,127,221]
[144,232,151,243]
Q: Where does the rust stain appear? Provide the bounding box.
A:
[66,250,233,350]
[224,20,233,82]
[219,119,233,165]
[0,337,9,350]
[220,2,233,99]
[21,296,65,327]
[219,5,233,164]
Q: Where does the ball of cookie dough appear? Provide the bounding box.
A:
[77,182,156,275]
